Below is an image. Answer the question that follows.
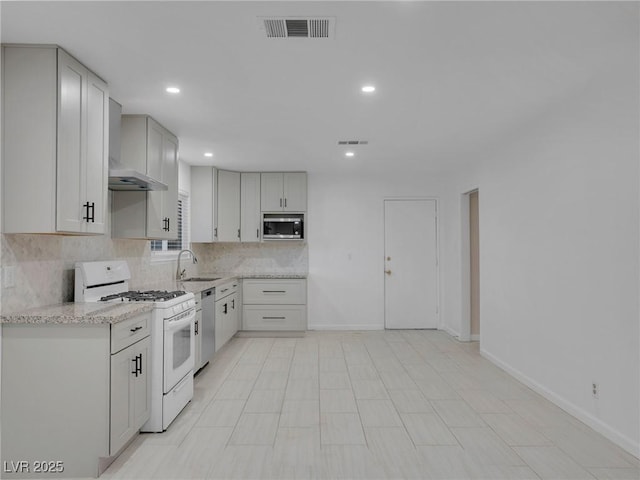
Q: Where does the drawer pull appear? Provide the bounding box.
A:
[262,316,286,320]
[130,326,143,333]
[262,290,286,294]
[220,288,229,293]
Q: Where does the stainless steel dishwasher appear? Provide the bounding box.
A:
[200,288,215,368]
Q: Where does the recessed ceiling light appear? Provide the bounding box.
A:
[204,152,213,157]
[345,151,355,157]
[165,86,180,94]
[361,85,376,93]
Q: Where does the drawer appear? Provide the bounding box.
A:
[111,313,151,353]
[242,279,306,305]
[242,305,306,331]
[216,280,238,301]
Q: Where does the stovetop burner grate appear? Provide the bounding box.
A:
[100,290,188,302]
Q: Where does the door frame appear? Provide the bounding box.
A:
[383,197,441,330]
[459,187,479,342]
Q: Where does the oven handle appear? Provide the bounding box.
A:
[165,309,195,331]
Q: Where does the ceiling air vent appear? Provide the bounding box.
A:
[261,17,335,39]
[338,140,369,145]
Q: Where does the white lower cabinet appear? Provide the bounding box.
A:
[215,292,239,351]
[194,293,203,372]
[242,279,307,331]
[1,312,152,478]
[110,336,151,454]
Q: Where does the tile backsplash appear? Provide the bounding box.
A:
[1,234,308,314]
[191,242,308,276]
[0,234,174,314]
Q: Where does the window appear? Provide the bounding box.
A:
[151,192,190,259]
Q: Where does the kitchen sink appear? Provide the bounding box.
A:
[182,277,221,282]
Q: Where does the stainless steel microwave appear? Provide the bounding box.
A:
[263,214,304,240]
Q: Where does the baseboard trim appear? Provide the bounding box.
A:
[308,324,382,331]
[441,325,460,339]
[480,348,640,459]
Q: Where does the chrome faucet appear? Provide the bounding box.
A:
[176,249,198,280]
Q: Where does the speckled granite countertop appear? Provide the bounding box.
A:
[176,273,307,294]
[1,302,153,325]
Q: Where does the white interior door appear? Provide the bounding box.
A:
[384,199,438,329]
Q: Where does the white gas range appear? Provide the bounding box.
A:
[75,260,196,432]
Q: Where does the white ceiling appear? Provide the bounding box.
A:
[1,1,636,174]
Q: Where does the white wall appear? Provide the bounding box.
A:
[451,52,639,455]
[307,170,459,330]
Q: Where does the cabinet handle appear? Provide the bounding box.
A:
[220,288,229,293]
[214,227,218,239]
[131,354,142,377]
[194,320,199,335]
[257,228,259,238]
[280,198,282,208]
[223,303,228,314]
[262,316,286,320]
[237,228,240,239]
[82,202,95,222]
[231,299,235,309]
[262,290,286,293]
[130,326,143,333]
[284,198,287,208]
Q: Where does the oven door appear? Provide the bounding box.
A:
[163,308,195,393]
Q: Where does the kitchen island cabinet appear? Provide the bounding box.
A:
[2,45,108,235]
[1,305,152,478]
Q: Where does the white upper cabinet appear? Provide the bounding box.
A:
[261,172,307,212]
[2,45,108,234]
[216,170,240,242]
[240,172,261,242]
[190,166,216,242]
[111,116,178,239]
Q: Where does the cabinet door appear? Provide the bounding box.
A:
[131,337,151,431]
[283,173,307,212]
[56,49,85,233]
[162,132,179,240]
[146,119,165,238]
[260,173,284,211]
[191,166,215,242]
[217,170,240,242]
[84,72,108,234]
[229,292,239,336]
[240,172,261,242]
[110,345,136,454]
[214,299,226,351]
[194,309,202,371]
[110,336,151,454]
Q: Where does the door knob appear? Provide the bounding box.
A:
[385,270,392,275]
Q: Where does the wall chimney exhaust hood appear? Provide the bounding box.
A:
[107,98,168,191]
[108,160,168,191]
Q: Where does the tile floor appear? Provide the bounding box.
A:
[102,330,640,479]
